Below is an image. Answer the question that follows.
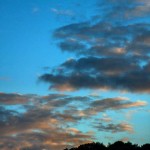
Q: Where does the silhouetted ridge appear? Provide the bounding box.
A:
[64,141,150,150]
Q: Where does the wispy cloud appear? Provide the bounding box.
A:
[94,122,134,133]
[85,97,147,116]
[51,8,74,16]
[100,113,112,122]
[32,7,40,13]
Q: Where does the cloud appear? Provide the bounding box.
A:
[91,97,147,109]
[0,93,95,149]
[53,21,150,58]
[60,56,139,75]
[0,130,94,150]
[85,97,147,115]
[42,95,91,108]
[94,122,133,133]
[38,0,150,93]
[0,92,148,149]
[39,60,150,92]
[1,0,150,149]
[0,93,31,105]
[0,102,93,149]
[100,113,112,122]
[59,39,86,53]
[98,0,150,21]
[0,93,85,136]
[51,8,74,16]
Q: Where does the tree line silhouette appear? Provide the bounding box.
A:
[64,141,150,150]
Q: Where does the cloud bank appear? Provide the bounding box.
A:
[39,0,150,93]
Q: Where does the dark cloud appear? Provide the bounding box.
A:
[39,0,150,93]
[61,57,139,75]
[0,93,30,105]
[39,60,150,92]
[0,106,19,127]
[42,93,68,100]
[59,40,86,53]
[54,21,150,58]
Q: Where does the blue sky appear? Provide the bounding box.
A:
[0,0,150,149]
[0,0,96,94]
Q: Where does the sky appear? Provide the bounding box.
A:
[0,0,150,149]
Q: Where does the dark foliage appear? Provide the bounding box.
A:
[64,141,150,150]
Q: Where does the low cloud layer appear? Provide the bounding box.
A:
[0,93,148,149]
[0,93,94,149]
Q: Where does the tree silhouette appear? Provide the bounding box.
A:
[141,144,150,150]
[64,141,150,150]
[77,142,107,150]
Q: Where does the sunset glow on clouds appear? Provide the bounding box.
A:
[0,0,150,149]
[0,93,148,149]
